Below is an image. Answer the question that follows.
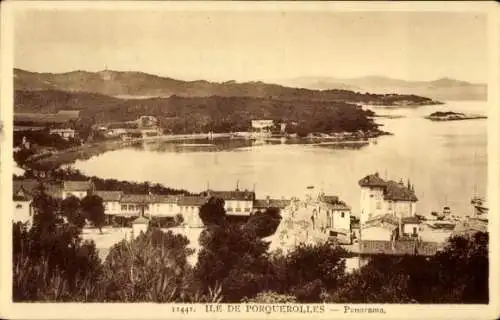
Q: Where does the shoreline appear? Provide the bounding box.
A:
[22,130,388,169]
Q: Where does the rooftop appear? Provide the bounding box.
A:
[359,173,418,202]
[208,190,255,201]
[94,190,123,202]
[253,198,291,209]
[360,240,438,256]
[178,196,206,206]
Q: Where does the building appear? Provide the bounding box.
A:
[208,189,256,216]
[149,194,181,217]
[49,128,76,140]
[359,173,418,226]
[178,196,206,227]
[13,179,63,227]
[253,196,291,213]
[94,190,124,216]
[251,120,274,131]
[63,180,94,199]
[361,213,421,241]
[119,194,153,217]
[310,194,352,243]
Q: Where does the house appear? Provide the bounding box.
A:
[358,172,418,226]
[63,180,94,199]
[119,194,153,217]
[361,213,422,241]
[311,194,352,243]
[178,196,206,227]
[149,194,181,217]
[253,197,291,212]
[208,189,255,216]
[13,179,63,227]
[94,190,124,216]
[49,128,76,139]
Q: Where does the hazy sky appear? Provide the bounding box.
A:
[14,10,488,83]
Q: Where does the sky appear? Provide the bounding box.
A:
[14,9,488,83]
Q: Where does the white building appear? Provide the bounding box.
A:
[358,173,418,226]
[49,128,76,140]
[361,214,421,241]
[178,196,205,227]
[311,194,352,243]
[251,120,274,130]
[209,190,255,216]
[149,195,181,217]
[13,179,63,227]
[94,190,124,216]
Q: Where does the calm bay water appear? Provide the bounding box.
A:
[74,101,487,217]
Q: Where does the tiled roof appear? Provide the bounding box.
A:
[94,190,123,202]
[13,179,63,200]
[209,190,255,201]
[358,173,387,187]
[179,196,206,206]
[253,198,291,209]
[365,213,399,227]
[360,240,438,256]
[150,194,179,204]
[384,181,418,202]
[319,195,339,204]
[359,173,418,202]
[64,180,92,192]
[120,194,153,203]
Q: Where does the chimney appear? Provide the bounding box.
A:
[266,195,270,207]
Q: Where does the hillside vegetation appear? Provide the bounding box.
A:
[15,68,440,105]
[15,90,380,134]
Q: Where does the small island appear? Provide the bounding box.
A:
[425,111,487,121]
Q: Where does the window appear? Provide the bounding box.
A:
[16,204,22,209]
[121,205,127,211]
[413,227,417,235]
[128,205,134,211]
[341,212,345,218]
[376,201,381,210]
[388,201,393,210]
[244,208,250,212]
[235,208,241,212]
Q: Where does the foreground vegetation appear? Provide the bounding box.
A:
[13,187,489,303]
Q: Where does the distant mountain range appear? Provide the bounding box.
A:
[14,68,439,106]
[273,76,487,101]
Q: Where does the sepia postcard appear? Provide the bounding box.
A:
[0,1,499,319]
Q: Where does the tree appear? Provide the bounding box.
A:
[99,228,196,302]
[194,223,271,302]
[61,195,85,228]
[244,208,282,238]
[81,195,105,233]
[199,197,227,226]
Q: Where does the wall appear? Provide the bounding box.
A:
[63,190,88,199]
[332,209,351,231]
[225,200,253,216]
[180,205,203,227]
[361,226,393,241]
[360,186,385,225]
[403,223,420,237]
[103,201,121,215]
[391,201,415,218]
[149,202,180,217]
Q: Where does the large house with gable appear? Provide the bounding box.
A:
[358,172,418,226]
